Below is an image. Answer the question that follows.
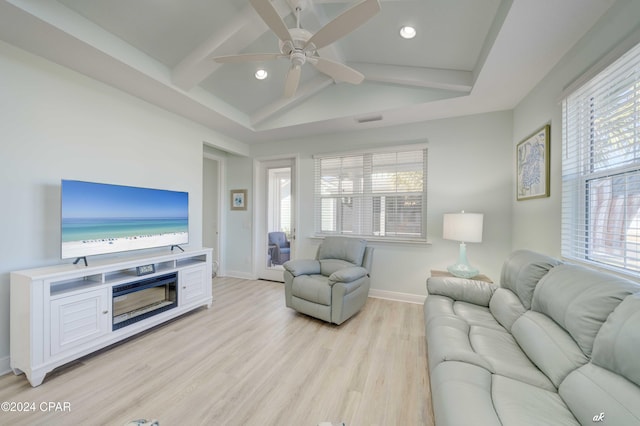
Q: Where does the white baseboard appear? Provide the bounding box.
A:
[0,355,11,377]
[369,289,426,304]
[216,274,426,304]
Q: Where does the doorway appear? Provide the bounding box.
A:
[255,157,297,281]
[203,154,224,277]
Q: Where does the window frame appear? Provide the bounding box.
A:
[313,144,428,243]
[562,40,640,276]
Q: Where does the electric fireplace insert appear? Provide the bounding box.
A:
[112,273,177,330]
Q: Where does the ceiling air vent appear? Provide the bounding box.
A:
[356,115,383,124]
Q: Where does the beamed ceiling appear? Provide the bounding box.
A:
[0,0,615,144]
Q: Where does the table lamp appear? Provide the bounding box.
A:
[443,211,484,278]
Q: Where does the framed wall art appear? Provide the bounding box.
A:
[516,124,550,200]
[230,189,248,211]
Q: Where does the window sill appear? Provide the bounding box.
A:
[310,235,432,246]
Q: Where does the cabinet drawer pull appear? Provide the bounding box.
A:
[102,310,109,314]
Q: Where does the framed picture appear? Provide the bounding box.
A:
[230,189,248,210]
[516,124,550,200]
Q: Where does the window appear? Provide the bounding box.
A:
[562,41,640,274]
[314,146,427,241]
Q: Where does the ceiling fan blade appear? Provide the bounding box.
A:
[214,53,282,63]
[309,57,364,84]
[250,0,292,43]
[304,0,380,51]
[284,64,302,98]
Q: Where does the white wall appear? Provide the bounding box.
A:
[224,155,255,277]
[247,111,514,297]
[512,0,640,255]
[0,41,247,372]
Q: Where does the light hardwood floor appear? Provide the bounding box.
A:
[0,277,434,426]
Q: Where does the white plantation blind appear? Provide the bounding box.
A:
[314,146,427,241]
[562,40,640,274]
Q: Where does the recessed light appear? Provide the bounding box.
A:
[399,26,416,39]
[255,69,268,80]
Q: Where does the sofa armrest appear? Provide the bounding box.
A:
[427,276,497,306]
[329,266,368,284]
[283,259,321,276]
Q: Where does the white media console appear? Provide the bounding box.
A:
[10,247,213,386]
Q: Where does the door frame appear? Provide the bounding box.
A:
[253,154,299,281]
[203,151,226,277]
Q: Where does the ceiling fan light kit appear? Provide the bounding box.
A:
[214,0,381,98]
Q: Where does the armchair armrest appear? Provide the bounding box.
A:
[427,276,497,307]
[283,259,321,276]
[329,266,368,284]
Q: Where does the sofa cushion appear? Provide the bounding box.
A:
[430,361,502,426]
[319,259,355,276]
[532,264,639,357]
[427,275,497,306]
[499,249,561,309]
[424,294,455,324]
[424,296,555,390]
[317,237,366,265]
[559,363,640,426]
[492,375,579,426]
[425,315,493,372]
[512,311,588,388]
[452,301,504,330]
[283,259,320,276]
[591,292,640,387]
[469,325,555,391]
[424,295,503,331]
[328,266,368,284]
[489,288,527,331]
[291,275,331,305]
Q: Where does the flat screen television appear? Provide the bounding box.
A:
[61,180,189,260]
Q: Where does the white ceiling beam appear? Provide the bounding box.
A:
[248,0,355,127]
[171,2,293,91]
[251,75,334,126]
[349,62,473,92]
[172,0,353,91]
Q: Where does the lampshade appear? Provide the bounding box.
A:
[443,212,484,243]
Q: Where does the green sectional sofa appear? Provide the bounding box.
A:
[424,250,640,426]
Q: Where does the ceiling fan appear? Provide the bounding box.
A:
[214,0,380,98]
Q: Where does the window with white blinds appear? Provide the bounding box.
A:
[314,147,427,241]
[562,40,640,275]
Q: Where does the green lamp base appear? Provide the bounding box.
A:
[447,242,479,278]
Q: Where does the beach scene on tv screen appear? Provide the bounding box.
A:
[61,180,188,259]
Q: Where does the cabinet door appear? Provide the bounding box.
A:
[179,266,209,306]
[50,288,110,357]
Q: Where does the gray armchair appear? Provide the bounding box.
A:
[268,231,290,265]
[283,237,374,325]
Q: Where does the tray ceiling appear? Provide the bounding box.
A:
[0,0,615,143]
